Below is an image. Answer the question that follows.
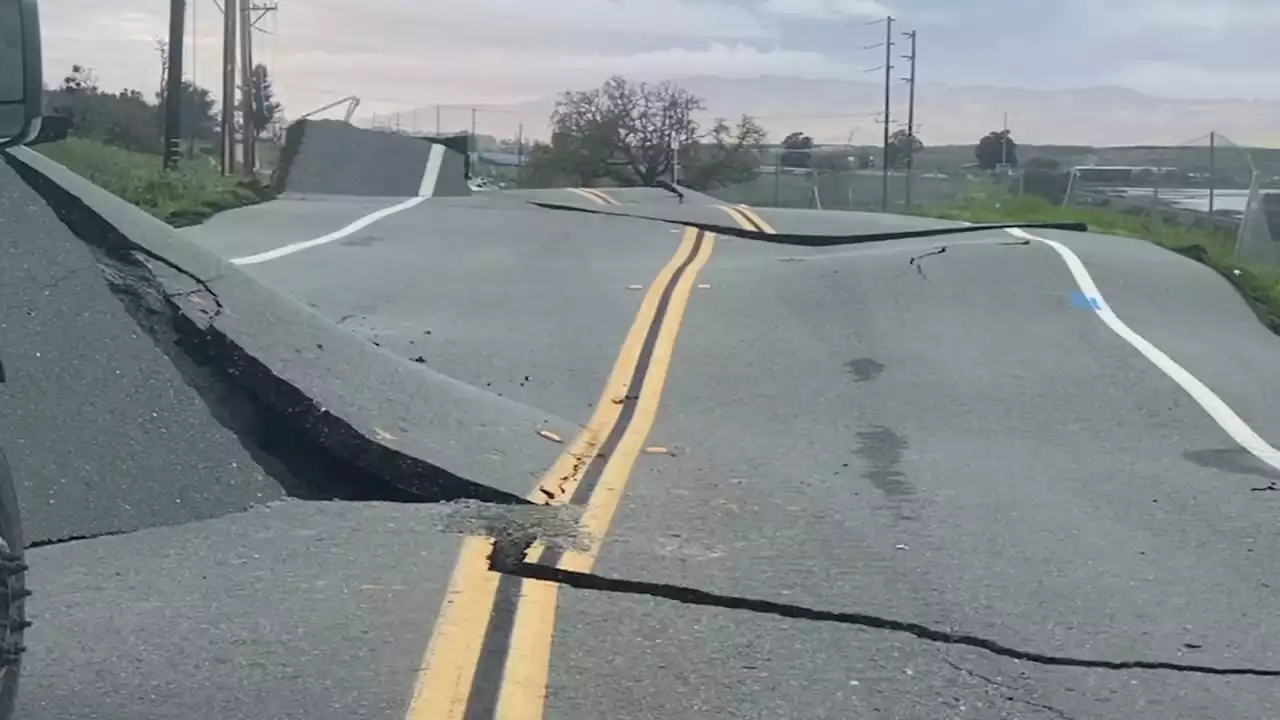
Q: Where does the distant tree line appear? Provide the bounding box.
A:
[44,62,283,157]
[777,129,922,173]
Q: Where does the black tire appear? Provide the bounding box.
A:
[0,448,27,720]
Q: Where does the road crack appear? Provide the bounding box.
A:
[943,658,1075,720]
[492,557,1280,678]
[908,246,946,282]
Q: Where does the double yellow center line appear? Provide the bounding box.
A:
[717,203,777,234]
[407,205,714,719]
[568,187,621,206]
[570,187,777,239]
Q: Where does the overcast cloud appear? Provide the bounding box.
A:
[36,0,1278,126]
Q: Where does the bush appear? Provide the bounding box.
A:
[36,137,272,227]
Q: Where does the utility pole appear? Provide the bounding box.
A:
[239,0,256,175]
[516,121,524,185]
[435,105,441,134]
[902,29,917,210]
[220,0,238,175]
[880,15,894,212]
[1001,111,1009,167]
[1208,130,1216,215]
[672,130,681,185]
[188,0,198,158]
[162,0,186,171]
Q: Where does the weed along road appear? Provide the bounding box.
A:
[4,119,1280,720]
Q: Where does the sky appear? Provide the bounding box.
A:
[35,0,1280,136]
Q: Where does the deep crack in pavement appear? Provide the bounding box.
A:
[486,548,1280,678]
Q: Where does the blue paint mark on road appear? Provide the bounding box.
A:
[1069,291,1101,310]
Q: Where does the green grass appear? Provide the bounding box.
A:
[914,194,1280,331]
[35,137,272,227]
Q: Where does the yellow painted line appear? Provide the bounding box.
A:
[495,231,716,720]
[404,536,501,717]
[405,227,703,720]
[567,187,608,205]
[581,187,621,205]
[733,203,777,234]
[717,203,759,231]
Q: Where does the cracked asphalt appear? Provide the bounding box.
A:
[3,147,1280,719]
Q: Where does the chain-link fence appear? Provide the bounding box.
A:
[1051,132,1280,268]
[709,160,992,213]
[351,106,540,187]
[699,110,1001,213]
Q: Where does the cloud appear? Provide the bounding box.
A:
[285,0,771,45]
[1104,61,1279,100]
[278,43,857,109]
[759,0,891,19]
[1076,0,1280,32]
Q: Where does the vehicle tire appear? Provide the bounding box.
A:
[0,448,27,720]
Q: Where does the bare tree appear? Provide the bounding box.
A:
[533,75,760,189]
[681,115,766,191]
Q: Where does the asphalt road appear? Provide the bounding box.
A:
[3,155,1280,719]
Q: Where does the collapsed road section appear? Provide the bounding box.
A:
[274,119,472,199]
[0,146,569,546]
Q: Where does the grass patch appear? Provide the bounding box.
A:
[915,194,1280,332]
[35,137,272,227]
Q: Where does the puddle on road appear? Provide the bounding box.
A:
[855,425,916,500]
[845,357,885,383]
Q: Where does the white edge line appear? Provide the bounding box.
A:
[1006,226,1280,470]
[418,142,445,198]
[230,196,425,266]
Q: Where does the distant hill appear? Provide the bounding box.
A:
[357,76,1280,149]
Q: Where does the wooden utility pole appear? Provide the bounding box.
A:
[902,30,917,209]
[880,15,894,212]
[1208,130,1216,215]
[162,0,186,171]
[516,121,524,184]
[221,0,238,175]
[239,0,255,175]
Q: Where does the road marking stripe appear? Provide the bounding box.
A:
[494,230,715,720]
[1008,226,1280,471]
[568,187,621,206]
[418,143,446,197]
[733,203,777,234]
[404,535,502,717]
[567,188,606,205]
[717,204,760,232]
[405,227,702,720]
[581,188,621,205]
[229,197,425,265]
